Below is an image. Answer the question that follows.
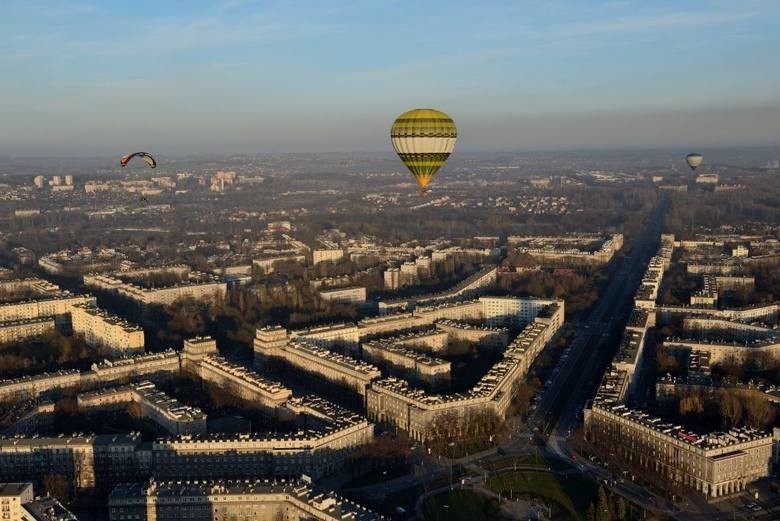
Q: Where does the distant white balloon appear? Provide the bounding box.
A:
[686,153,703,171]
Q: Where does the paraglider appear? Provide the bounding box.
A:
[391,108,457,195]
[120,152,157,169]
[685,153,703,171]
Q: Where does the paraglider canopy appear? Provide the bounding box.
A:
[685,153,703,171]
[391,108,457,195]
[120,152,156,169]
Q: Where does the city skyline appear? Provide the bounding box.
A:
[2,0,780,155]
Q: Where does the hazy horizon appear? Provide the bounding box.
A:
[2,1,780,155]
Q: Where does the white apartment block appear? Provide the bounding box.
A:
[508,233,624,264]
[197,355,292,409]
[0,279,94,324]
[356,313,429,338]
[366,317,561,441]
[0,483,33,521]
[71,303,144,355]
[435,319,510,349]
[312,248,345,265]
[361,340,451,383]
[586,404,772,498]
[383,267,401,290]
[108,479,383,521]
[77,381,207,435]
[84,268,226,308]
[318,286,367,304]
[0,317,54,345]
[290,323,361,350]
[663,339,780,368]
[252,254,307,274]
[479,296,560,328]
[264,339,381,397]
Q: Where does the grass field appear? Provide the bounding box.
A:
[482,448,574,472]
[487,470,596,521]
[423,489,504,521]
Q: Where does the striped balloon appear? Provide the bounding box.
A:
[391,108,457,194]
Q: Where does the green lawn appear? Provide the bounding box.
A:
[483,449,574,472]
[487,470,596,521]
[423,489,504,521]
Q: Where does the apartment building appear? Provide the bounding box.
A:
[586,404,772,498]
[0,317,54,345]
[318,286,367,304]
[312,248,345,265]
[84,268,226,307]
[77,381,207,435]
[108,479,383,521]
[366,319,561,440]
[434,320,510,349]
[361,340,451,384]
[197,355,292,409]
[71,303,145,355]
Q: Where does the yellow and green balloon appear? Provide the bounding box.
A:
[391,108,457,194]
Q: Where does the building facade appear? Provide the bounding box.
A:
[71,303,145,355]
[108,479,383,521]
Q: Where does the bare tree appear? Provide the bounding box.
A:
[719,391,743,428]
[678,392,704,417]
[42,473,71,504]
[741,392,775,430]
[127,402,145,420]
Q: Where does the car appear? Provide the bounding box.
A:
[750,504,762,512]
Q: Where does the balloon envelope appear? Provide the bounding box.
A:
[686,153,703,171]
[391,108,457,192]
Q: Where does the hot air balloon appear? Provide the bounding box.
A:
[391,108,457,195]
[685,153,703,171]
[120,152,157,169]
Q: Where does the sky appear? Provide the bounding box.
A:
[1,0,779,155]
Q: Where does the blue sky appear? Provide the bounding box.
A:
[1,0,779,155]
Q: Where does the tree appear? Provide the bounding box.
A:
[586,503,596,521]
[54,395,78,416]
[714,355,744,380]
[615,497,627,521]
[719,391,743,429]
[511,378,541,416]
[655,345,679,375]
[678,392,704,417]
[127,402,145,420]
[42,473,70,504]
[741,392,775,430]
[596,485,612,521]
[585,503,596,521]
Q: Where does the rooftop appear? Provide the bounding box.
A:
[593,402,770,451]
[109,478,383,520]
[0,482,32,496]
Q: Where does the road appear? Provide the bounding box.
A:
[546,200,665,442]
